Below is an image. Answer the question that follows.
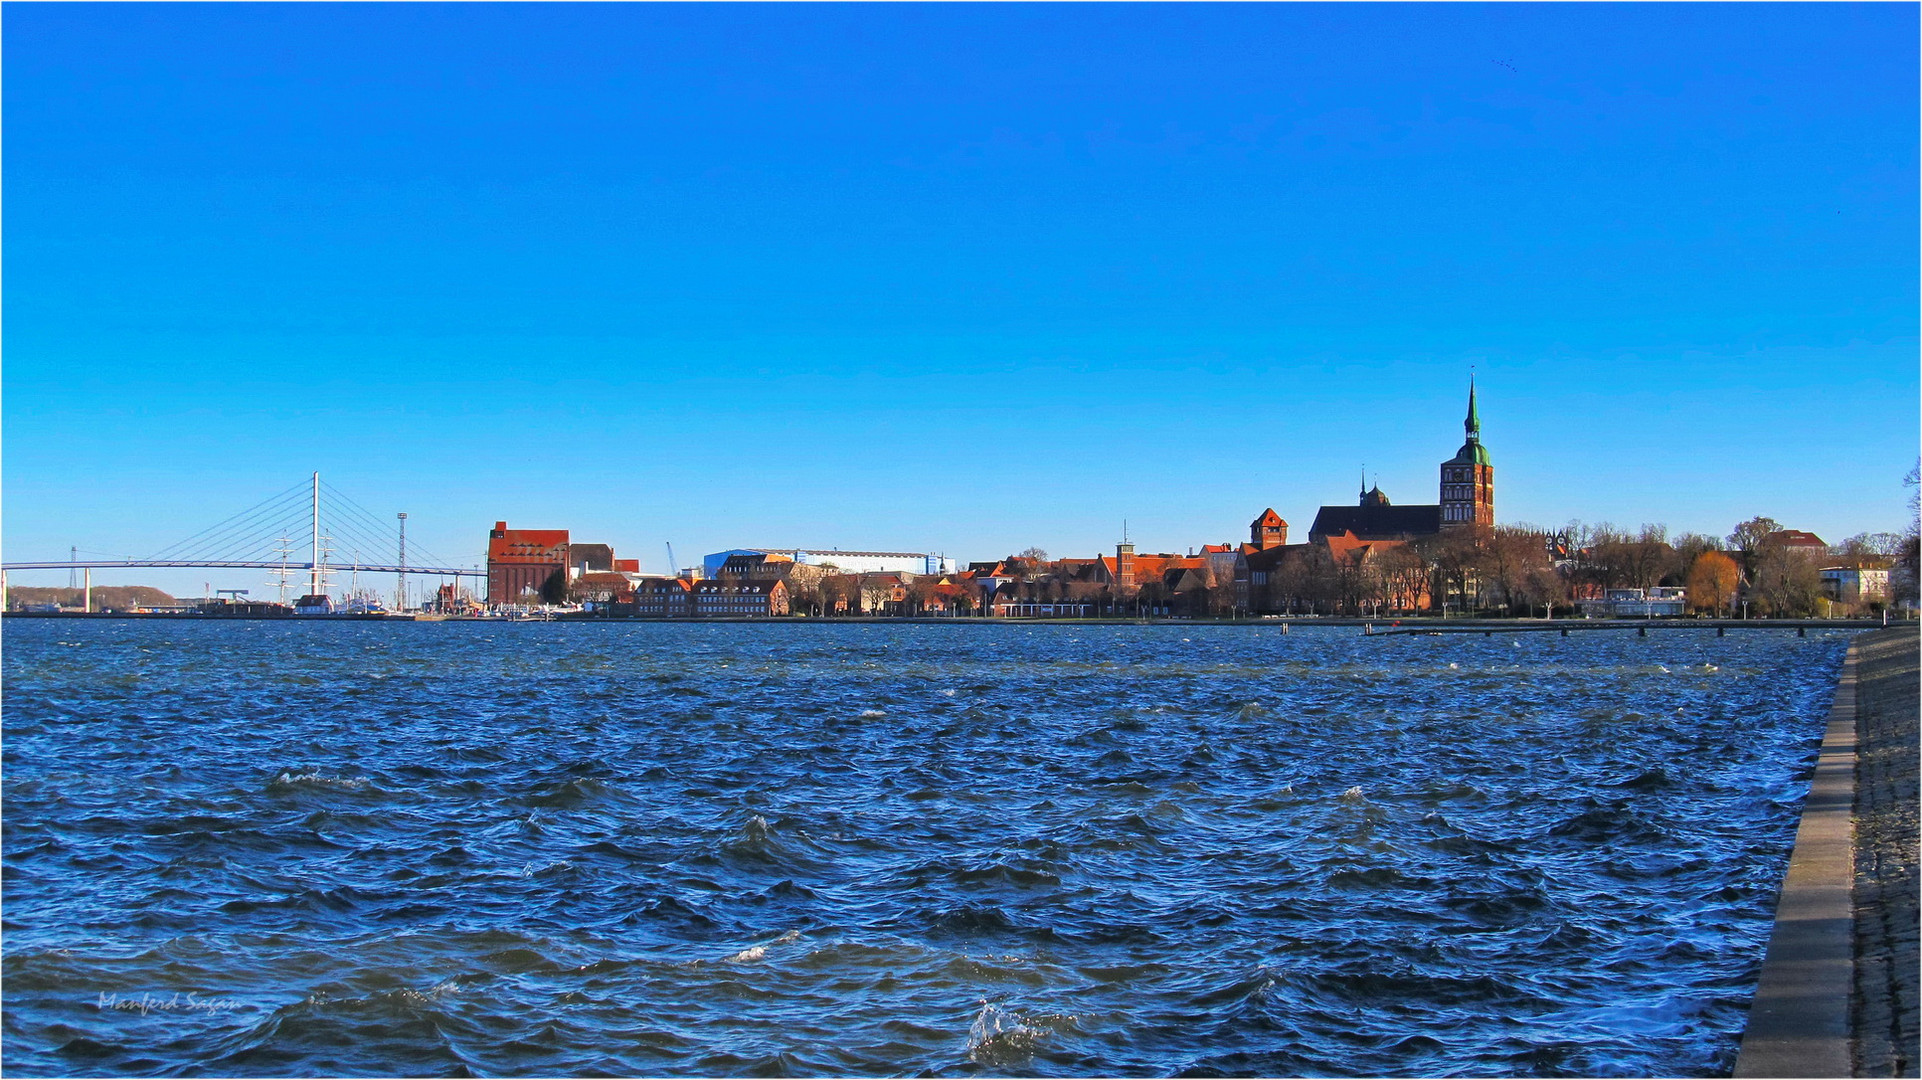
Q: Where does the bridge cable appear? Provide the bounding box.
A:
[170,493,314,565]
[148,483,312,562]
[202,505,315,565]
[145,479,309,561]
[320,481,468,571]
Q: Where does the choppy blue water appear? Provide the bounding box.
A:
[2,620,1848,1077]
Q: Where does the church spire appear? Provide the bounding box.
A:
[1465,377,1481,442]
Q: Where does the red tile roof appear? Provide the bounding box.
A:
[488,522,569,564]
[1767,529,1827,548]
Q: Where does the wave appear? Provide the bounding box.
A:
[965,1000,1042,1066]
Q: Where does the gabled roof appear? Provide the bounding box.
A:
[1321,530,1413,564]
[1250,508,1287,528]
[1244,542,1311,571]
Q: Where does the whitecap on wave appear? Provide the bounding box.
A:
[723,929,804,963]
[271,771,367,790]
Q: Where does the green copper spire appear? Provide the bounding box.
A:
[1446,377,1491,466]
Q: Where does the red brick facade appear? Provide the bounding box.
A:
[486,521,569,605]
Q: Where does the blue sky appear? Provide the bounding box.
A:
[5,3,1916,596]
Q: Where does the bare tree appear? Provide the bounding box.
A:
[1621,524,1679,591]
[1672,532,1719,568]
[1275,544,1337,615]
[1521,563,1571,618]
[1727,516,1784,581]
[1749,541,1822,617]
[1484,526,1547,613]
[1900,462,1922,608]
[903,577,941,615]
[1376,543,1431,614]
[860,574,898,616]
[1834,532,1907,559]
[824,573,861,615]
[1433,527,1489,614]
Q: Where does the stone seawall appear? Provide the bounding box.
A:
[1852,625,1919,1078]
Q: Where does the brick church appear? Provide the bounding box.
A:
[1309,379,1494,541]
[1240,382,1495,600]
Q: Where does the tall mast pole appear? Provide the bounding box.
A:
[396,512,408,612]
[310,471,321,598]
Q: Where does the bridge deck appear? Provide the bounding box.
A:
[1,560,481,576]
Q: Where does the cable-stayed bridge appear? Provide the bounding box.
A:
[3,473,485,603]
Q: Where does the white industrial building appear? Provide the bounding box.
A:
[702,548,957,578]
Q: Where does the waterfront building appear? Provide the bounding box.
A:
[571,571,637,608]
[487,521,570,605]
[975,546,1236,618]
[568,543,615,577]
[691,578,788,617]
[703,548,956,578]
[1820,560,1892,604]
[485,521,632,607]
[1579,586,1688,618]
[632,577,692,617]
[293,593,333,615]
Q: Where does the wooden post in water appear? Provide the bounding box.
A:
[84,568,92,613]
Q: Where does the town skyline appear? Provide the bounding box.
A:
[5,4,1915,597]
[3,375,1914,601]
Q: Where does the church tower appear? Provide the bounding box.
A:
[1249,508,1288,550]
[1438,379,1494,531]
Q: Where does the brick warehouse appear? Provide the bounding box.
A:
[486,521,570,605]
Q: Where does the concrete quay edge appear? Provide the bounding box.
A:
[1733,638,1859,1078]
